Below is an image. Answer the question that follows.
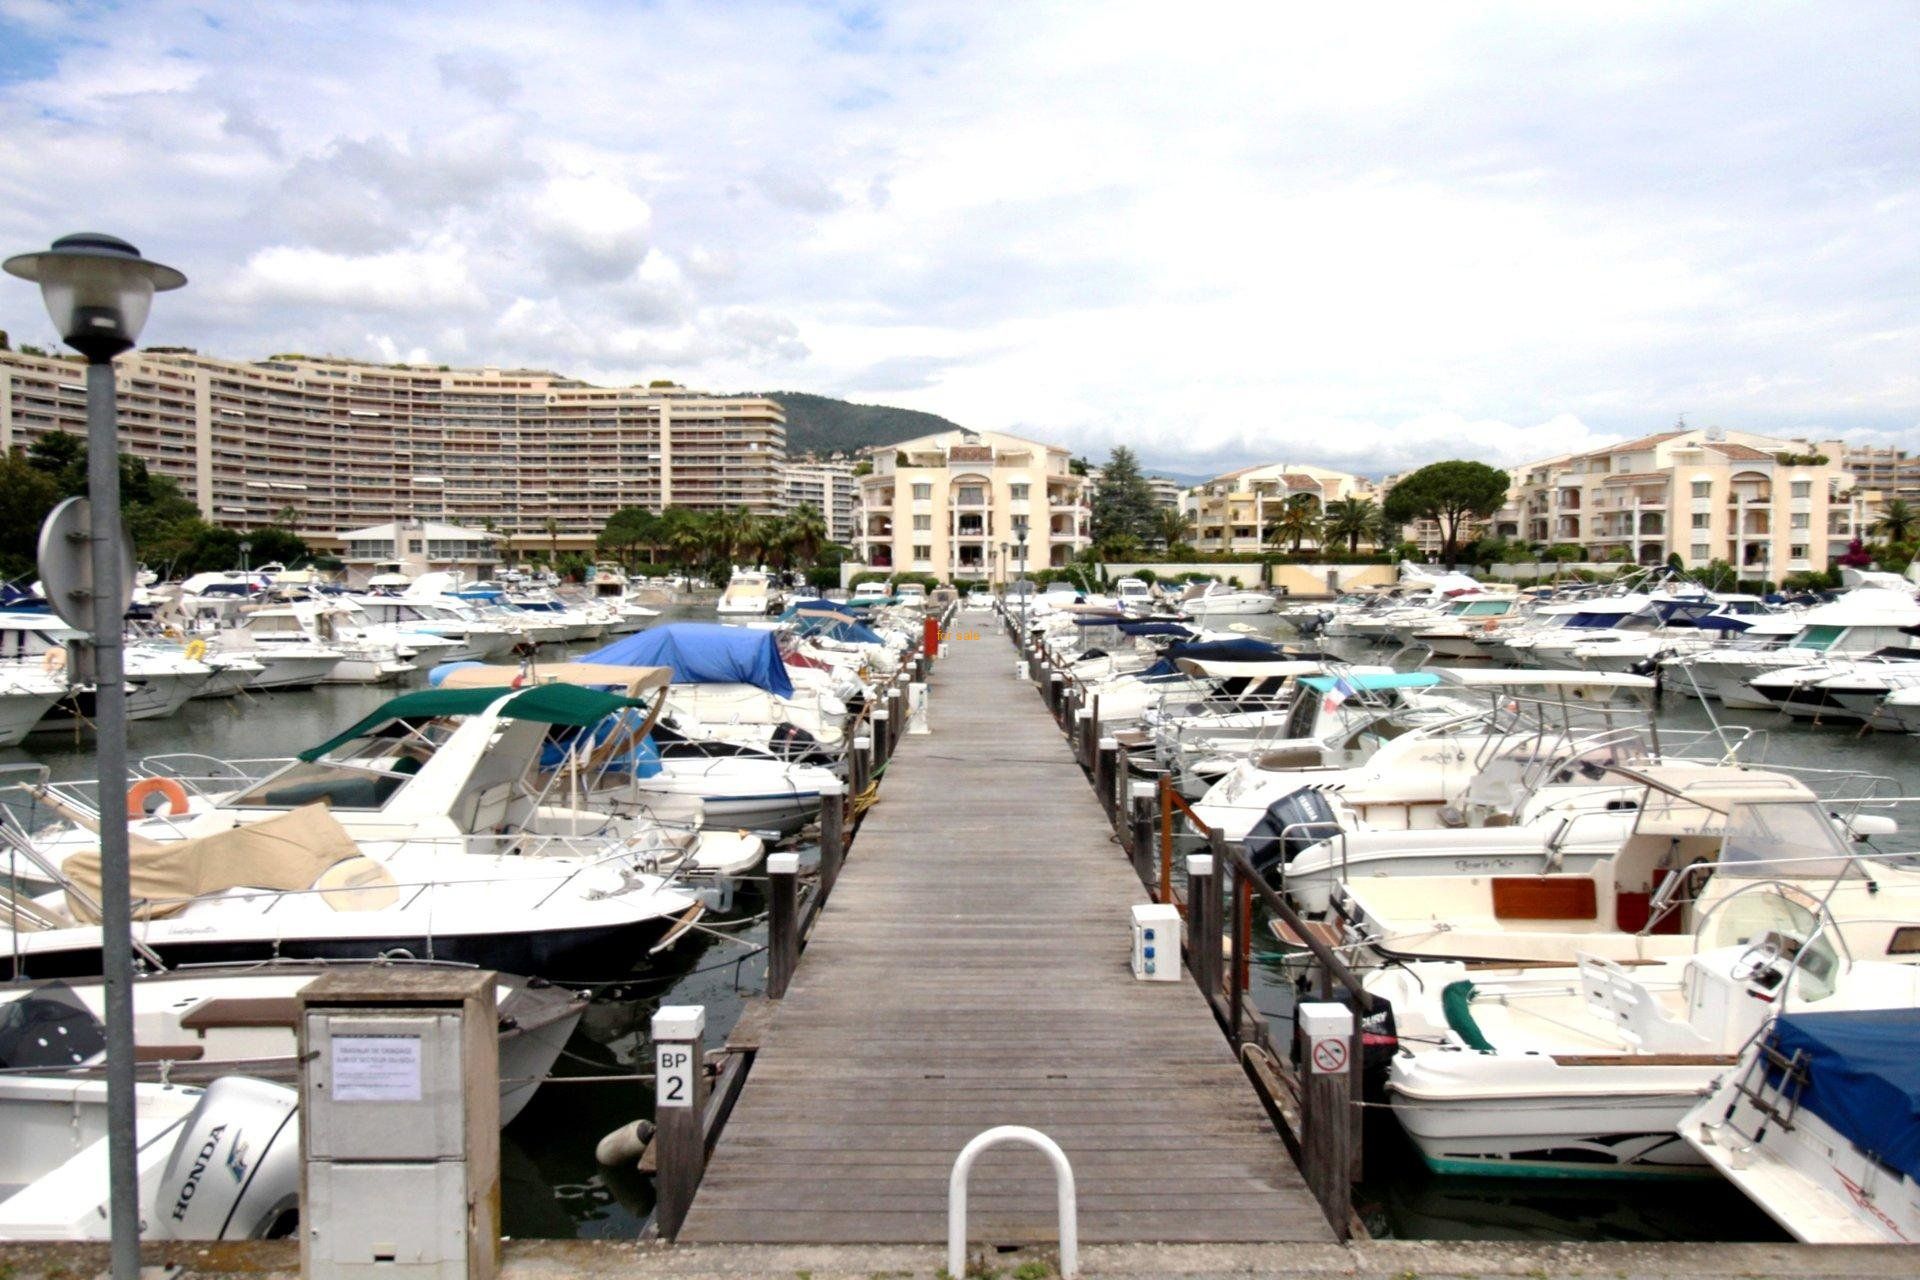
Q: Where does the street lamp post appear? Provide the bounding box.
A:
[1016,527,1029,637]
[239,538,253,574]
[5,233,185,1280]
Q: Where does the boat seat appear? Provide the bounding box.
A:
[179,996,303,1031]
[133,1043,206,1062]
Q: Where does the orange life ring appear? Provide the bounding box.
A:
[127,777,190,819]
[1481,618,1498,633]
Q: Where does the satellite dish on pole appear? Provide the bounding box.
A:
[37,496,136,632]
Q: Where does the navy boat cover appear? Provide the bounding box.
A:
[1769,1008,1920,1182]
[1140,636,1292,678]
[585,623,795,698]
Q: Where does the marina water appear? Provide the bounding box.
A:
[13,605,1919,1242]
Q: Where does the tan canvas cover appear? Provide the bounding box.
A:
[437,662,670,698]
[64,803,362,923]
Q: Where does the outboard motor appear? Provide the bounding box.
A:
[1242,787,1342,881]
[1290,990,1400,1099]
[152,1077,301,1241]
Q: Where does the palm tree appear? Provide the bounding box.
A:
[1873,498,1917,544]
[1154,508,1193,553]
[542,517,560,565]
[785,503,829,567]
[1322,497,1378,555]
[1263,494,1323,554]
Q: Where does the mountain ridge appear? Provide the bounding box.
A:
[757,391,964,458]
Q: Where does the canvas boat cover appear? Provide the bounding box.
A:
[1769,1008,1920,1183]
[1141,636,1294,678]
[64,803,364,922]
[1115,620,1193,638]
[780,603,883,645]
[584,624,796,698]
[299,683,658,761]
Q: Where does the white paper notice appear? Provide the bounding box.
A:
[331,1035,423,1103]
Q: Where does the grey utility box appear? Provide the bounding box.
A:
[298,969,500,1280]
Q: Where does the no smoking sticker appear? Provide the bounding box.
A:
[1309,1037,1348,1075]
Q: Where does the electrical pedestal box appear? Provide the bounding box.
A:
[299,969,500,1280]
[1130,903,1183,981]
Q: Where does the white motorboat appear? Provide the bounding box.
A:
[0,1074,300,1241]
[0,615,213,725]
[1747,651,1920,724]
[718,568,776,617]
[1674,587,1920,709]
[0,965,583,1126]
[1682,1006,1920,1242]
[1334,786,1918,968]
[0,801,703,981]
[239,601,415,684]
[1175,582,1276,617]
[1369,888,1920,1179]
[0,665,67,745]
[1878,685,1920,733]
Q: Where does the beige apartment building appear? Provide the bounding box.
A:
[1181,462,1378,554]
[1506,427,1867,574]
[781,456,859,543]
[853,428,1089,581]
[0,349,785,553]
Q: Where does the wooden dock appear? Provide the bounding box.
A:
[677,626,1333,1246]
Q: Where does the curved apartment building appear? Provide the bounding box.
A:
[0,349,785,552]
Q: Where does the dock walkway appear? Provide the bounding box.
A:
[678,625,1332,1245]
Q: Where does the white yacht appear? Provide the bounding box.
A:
[718,568,776,617]
[1675,587,1920,709]
[0,615,212,725]
[1175,581,1276,617]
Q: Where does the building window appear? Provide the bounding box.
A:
[912,483,932,500]
[912,544,932,562]
[1010,483,1029,501]
[1790,513,1809,530]
[1691,513,1709,529]
[1011,515,1029,533]
[1790,544,1809,560]
[956,485,984,505]
[912,515,931,531]
[1690,481,1711,499]
[1791,481,1811,499]
[1690,543,1710,561]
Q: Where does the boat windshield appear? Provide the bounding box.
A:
[1706,892,1842,1003]
[1715,801,1861,880]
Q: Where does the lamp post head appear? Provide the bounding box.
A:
[4,233,186,362]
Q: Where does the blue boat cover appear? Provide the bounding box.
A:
[1298,672,1440,693]
[1116,620,1193,638]
[1769,1008,1920,1183]
[584,623,795,698]
[1691,615,1753,633]
[1138,637,1296,679]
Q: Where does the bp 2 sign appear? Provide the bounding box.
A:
[657,1045,695,1108]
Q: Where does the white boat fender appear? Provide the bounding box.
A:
[1835,811,1898,841]
[594,1118,656,1167]
[152,1076,301,1240]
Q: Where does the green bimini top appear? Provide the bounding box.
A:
[298,683,649,761]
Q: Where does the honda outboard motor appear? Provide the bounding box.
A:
[1243,787,1342,881]
[152,1077,301,1241]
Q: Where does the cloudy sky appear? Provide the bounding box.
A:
[0,1,1914,477]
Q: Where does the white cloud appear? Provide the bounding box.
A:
[226,244,487,314]
[0,0,1912,473]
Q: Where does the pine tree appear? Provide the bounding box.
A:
[1089,446,1159,555]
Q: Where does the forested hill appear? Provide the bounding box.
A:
[757,391,964,458]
